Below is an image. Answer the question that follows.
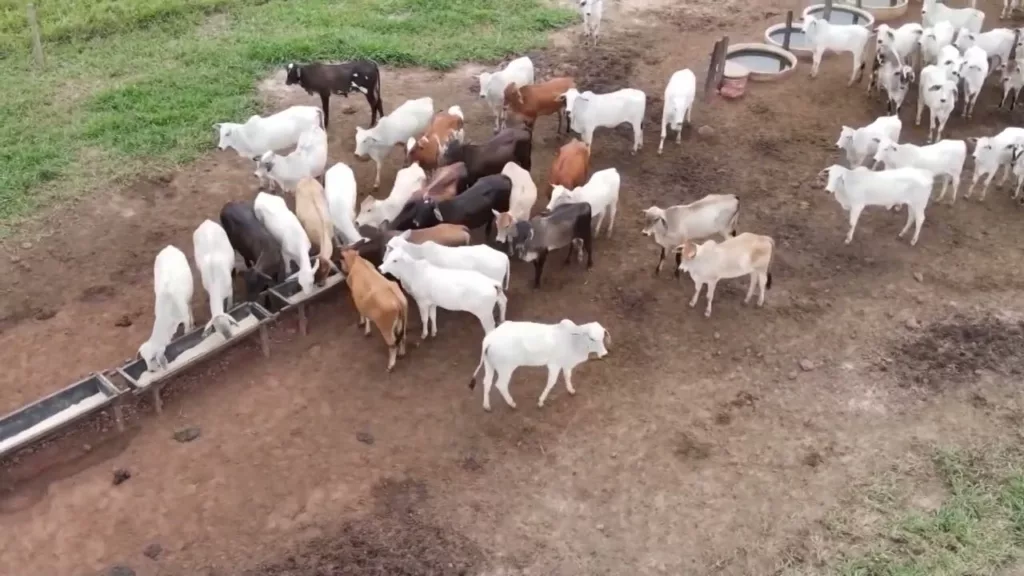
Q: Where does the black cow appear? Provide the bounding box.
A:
[438,128,532,188]
[505,202,593,288]
[395,175,512,236]
[219,200,286,303]
[284,60,384,127]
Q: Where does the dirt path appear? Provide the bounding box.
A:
[2,0,1024,574]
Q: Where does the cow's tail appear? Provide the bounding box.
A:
[315,107,325,130]
[765,237,775,290]
[374,64,384,116]
[469,342,490,390]
[503,257,511,290]
[393,298,407,351]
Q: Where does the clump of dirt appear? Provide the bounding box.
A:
[891,314,1024,388]
[673,431,711,461]
[244,477,482,576]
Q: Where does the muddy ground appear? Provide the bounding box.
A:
[2,0,1024,574]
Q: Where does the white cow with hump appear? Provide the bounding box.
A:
[802,15,872,86]
[546,167,621,237]
[355,162,427,228]
[469,319,610,411]
[384,232,511,289]
[659,69,696,155]
[254,124,328,193]
[253,191,319,295]
[324,162,364,245]
[641,194,740,276]
[560,87,646,154]
[378,246,507,340]
[138,245,194,372]
[836,115,902,167]
[215,105,323,160]
[354,97,434,189]
[966,127,1024,201]
[820,164,934,246]
[872,137,968,203]
[478,56,535,132]
[192,220,239,340]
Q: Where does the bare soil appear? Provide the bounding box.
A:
[3,0,1024,575]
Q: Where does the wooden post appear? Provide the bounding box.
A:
[783,11,794,51]
[704,39,724,102]
[151,387,163,414]
[823,0,833,20]
[113,402,125,433]
[259,325,271,358]
[26,3,44,68]
[297,303,308,335]
[714,37,729,93]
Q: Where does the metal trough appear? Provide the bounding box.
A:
[117,301,273,412]
[0,373,123,460]
[266,267,346,335]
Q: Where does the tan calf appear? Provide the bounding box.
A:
[295,177,334,285]
[674,232,775,318]
[504,77,576,133]
[404,223,472,246]
[339,249,409,371]
[406,106,465,170]
[547,139,590,199]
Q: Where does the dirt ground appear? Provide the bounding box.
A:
[3,0,1024,574]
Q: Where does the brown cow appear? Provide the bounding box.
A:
[546,139,590,199]
[339,249,408,371]
[295,177,334,285]
[504,77,576,133]
[406,106,466,170]
[409,162,470,203]
[352,224,472,268]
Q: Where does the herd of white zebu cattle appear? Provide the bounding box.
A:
[137,0,1024,412]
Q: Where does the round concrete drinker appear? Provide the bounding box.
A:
[801,3,875,28]
[837,0,908,22]
[764,23,814,60]
[725,43,798,82]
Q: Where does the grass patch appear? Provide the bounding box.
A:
[834,447,1024,576]
[0,0,574,223]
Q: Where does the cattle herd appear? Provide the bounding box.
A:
[136,0,1024,412]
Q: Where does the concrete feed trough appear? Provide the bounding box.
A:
[838,0,908,22]
[802,3,875,28]
[725,43,798,82]
[0,373,122,459]
[118,301,273,411]
[764,23,814,60]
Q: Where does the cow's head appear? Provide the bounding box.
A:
[284,63,301,86]
[641,207,667,237]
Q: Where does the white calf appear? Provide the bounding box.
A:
[960,45,989,119]
[641,194,740,275]
[192,220,239,339]
[876,23,924,68]
[922,0,984,35]
[354,97,433,189]
[254,125,328,193]
[999,59,1024,110]
[138,245,194,372]
[836,115,902,167]
[478,56,535,132]
[675,232,775,318]
[324,162,364,245]
[916,66,958,142]
[873,137,968,203]
[966,128,1024,200]
[379,247,507,339]
[802,15,872,86]
[215,105,323,160]
[354,162,427,228]
[384,232,511,289]
[659,69,696,155]
[561,88,646,154]
[920,22,956,66]
[546,167,620,237]
[579,0,603,44]
[469,319,610,411]
[253,191,319,294]
[820,165,934,246]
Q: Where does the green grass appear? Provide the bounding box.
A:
[834,448,1024,576]
[0,0,574,222]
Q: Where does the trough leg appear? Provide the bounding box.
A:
[259,324,270,358]
[151,386,163,414]
[113,401,125,433]
[298,303,308,336]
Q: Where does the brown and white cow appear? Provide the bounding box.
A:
[503,77,576,134]
[406,105,466,170]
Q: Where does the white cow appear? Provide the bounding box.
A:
[468,319,610,411]
[254,125,328,193]
[560,88,646,154]
[803,15,872,86]
[579,0,604,44]
[966,127,1024,200]
[192,220,239,339]
[922,0,984,35]
[820,164,934,246]
[215,105,323,160]
[323,162,364,245]
[354,97,434,189]
[659,69,696,155]
[253,191,319,295]
[378,246,507,339]
[916,66,958,142]
[872,137,967,203]
[641,194,740,275]
[355,162,427,228]
[384,233,511,289]
[836,115,902,167]
[478,56,535,132]
[138,245,194,372]
[546,167,620,237]
[675,232,775,318]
